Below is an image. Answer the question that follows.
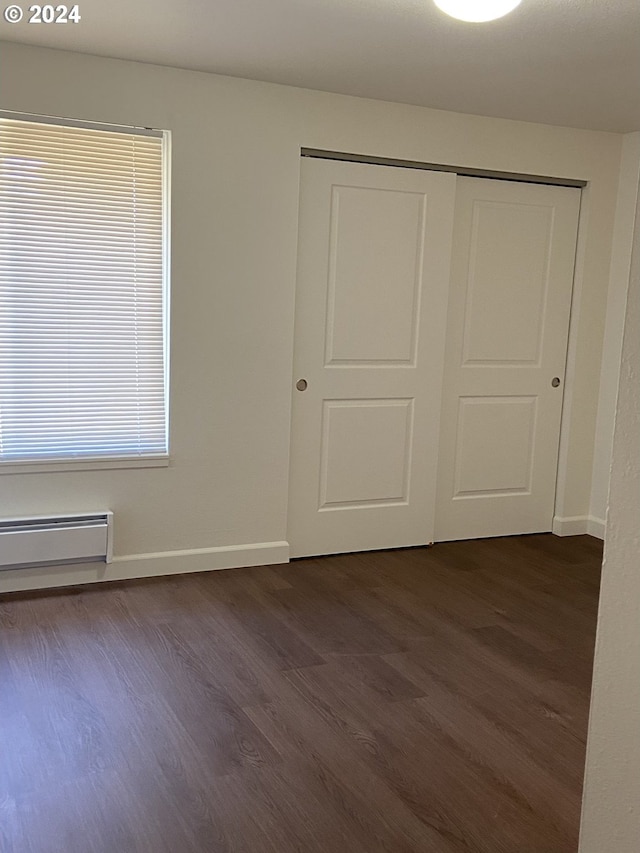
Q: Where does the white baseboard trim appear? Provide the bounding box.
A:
[553,515,588,536]
[0,540,290,595]
[587,516,606,540]
[553,515,606,540]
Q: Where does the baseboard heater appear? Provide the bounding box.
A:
[0,512,113,571]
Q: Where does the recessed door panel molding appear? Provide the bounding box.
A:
[319,398,413,509]
[462,200,554,366]
[436,177,581,541]
[325,185,426,366]
[453,396,537,498]
[289,158,456,558]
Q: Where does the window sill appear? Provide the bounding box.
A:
[0,455,170,475]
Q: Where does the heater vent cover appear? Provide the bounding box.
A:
[0,511,113,570]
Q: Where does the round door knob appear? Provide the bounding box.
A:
[296,379,308,391]
[551,377,561,387]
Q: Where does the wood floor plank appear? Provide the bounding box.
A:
[0,533,602,852]
[244,698,463,852]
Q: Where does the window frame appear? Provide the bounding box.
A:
[0,111,172,475]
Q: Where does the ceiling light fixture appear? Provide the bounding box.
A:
[434,0,522,22]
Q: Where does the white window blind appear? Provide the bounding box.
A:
[0,116,168,465]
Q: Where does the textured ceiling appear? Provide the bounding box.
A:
[1,0,639,132]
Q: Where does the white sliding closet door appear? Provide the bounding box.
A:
[288,158,456,558]
[435,177,581,541]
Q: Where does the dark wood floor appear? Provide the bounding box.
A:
[0,534,602,853]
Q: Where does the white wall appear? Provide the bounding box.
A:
[589,132,640,536]
[579,171,640,853]
[0,42,623,591]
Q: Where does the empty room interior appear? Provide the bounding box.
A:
[0,0,639,851]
